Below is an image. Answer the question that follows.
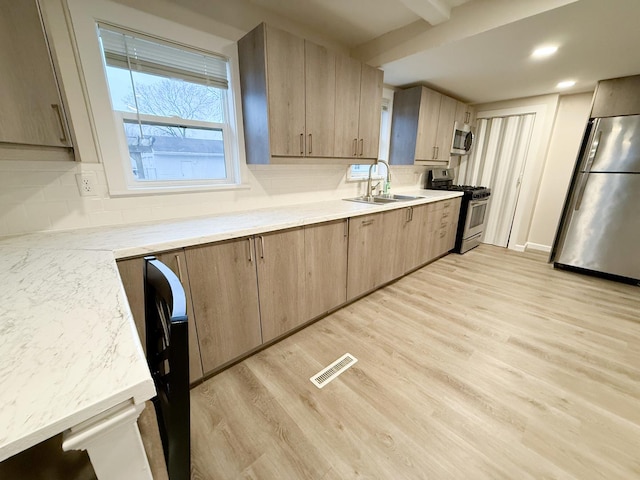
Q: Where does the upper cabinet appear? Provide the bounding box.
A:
[238,23,382,164]
[390,86,471,165]
[334,55,383,159]
[0,1,73,159]
[455,101,476,127]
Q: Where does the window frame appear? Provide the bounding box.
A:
[66,0,246,196]
[347,88,395,182]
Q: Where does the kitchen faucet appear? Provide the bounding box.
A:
[366,160,391,199]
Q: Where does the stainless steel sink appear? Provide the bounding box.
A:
[343,194,423,205]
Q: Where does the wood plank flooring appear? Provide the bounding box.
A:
[190,245,640,480]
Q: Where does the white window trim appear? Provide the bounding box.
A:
[65,0,247,196]
[347,87,395,182]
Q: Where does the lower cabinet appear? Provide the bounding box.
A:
[304,219,348,320]
[184,237,262,375]
[117,251,204,384]
[256,228,307,343]
[117,199,461,382]
[430,198,462,258]
[347,213,387,301]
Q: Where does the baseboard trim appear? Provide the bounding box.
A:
[525,242,551,253]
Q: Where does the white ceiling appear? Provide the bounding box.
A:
[239,0,640,104]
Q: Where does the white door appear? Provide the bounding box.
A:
[458,114,535,247]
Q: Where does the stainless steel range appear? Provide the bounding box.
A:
[426,168,491,253]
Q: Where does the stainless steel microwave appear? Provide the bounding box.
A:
[451,121,474,155]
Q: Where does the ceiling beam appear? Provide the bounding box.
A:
[397,0,452,25]
[351,0,581,66]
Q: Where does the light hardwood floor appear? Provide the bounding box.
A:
[190,245,640,480]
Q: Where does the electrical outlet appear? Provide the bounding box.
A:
[75,172,98,197]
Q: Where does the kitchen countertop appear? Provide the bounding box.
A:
[0,189,461,462]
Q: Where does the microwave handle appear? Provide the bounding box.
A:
[464,131,474,152]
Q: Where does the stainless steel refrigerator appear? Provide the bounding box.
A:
[551,114,640,283]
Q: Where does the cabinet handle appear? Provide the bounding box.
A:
[247,237,253,262]
[435,146,440,159]
[175,255,183,283]
[352,138,358,156]
[406,208,411,223]
[433,146,437,159]
[308,133,312,154]
[259,235,265,259]
[410,207,414,221]
[361,219,374,227]
[344,219,348,238]
[300,133,304,155]
[51,104,68,144]
[359,139,364,156]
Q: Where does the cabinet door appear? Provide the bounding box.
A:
[257,228,307,342]
[305,220,348,319]
[347,213,386,300]
[266,25,306,157]
[402,204,432,272]
[467,105,477,127]
[154,251,204,383]
[384,208,411,280]
[0,1,69,147]
[334,55,361,158]
[305,41,335,157]
[455,101,467,125]
[435,95,457,161]
[117,258,145,349]
[117,253,204,383]
[415,88,441,160]
[185,238,262,375]
[358,64,384,159]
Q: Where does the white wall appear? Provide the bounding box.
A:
[473,94,560,251]
[527,92,593,250]
[0,0,425,237]
[472,92,593,253]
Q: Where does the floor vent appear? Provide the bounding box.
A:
[310,353,358,389]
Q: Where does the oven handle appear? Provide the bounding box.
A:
[468,198,489,207]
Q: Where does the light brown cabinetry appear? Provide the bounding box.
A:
[184,238,262,375]
[390,86,470,165]
[0,0,72,156]
[304,220,348,320]
[429,198,461,258]
[256,228,307,342]
[347,211,404,300]
[334,57,383,160]
[239,23,336,162]
[435,95,457,161]
[238,23,382,164]
[116,251,204,383]
[401,203,434,273]
[347,213,385,300]
[455,101,476,127]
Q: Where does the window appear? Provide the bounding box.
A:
[97,25,236,188]
[348,92,393,181]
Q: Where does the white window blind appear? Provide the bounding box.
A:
[98,24,229,89]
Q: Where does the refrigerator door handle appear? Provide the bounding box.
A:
[575,130,602,211]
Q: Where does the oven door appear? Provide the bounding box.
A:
[463,198,489,238]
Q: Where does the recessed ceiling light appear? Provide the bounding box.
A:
[557,80,576,89]
[532,45,558,58]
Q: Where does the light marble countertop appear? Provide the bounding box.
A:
[0,190,461,461]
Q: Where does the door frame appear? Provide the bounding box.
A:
[475,98,558,251]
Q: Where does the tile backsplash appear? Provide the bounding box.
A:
[0,160,427,237]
